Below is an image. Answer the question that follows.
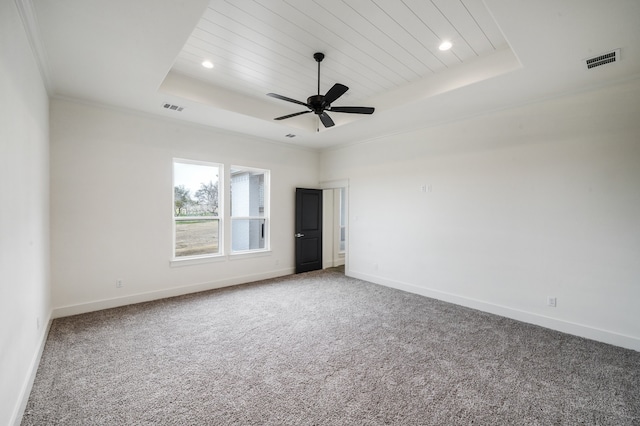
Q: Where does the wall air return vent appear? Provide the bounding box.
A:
[585,49,620,70]
[162,103,184,112]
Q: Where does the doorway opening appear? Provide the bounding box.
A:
[322,181,348,272]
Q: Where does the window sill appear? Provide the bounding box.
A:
[169,254,226,268]
[169,250,272,267]
[229,249,272,260]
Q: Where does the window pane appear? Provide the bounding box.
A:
[231,219,266,251]
[230,167,269,253]
[175,218,219,257]
[174,162,220,216]
[230,170,265,217]
[173,160,222,259]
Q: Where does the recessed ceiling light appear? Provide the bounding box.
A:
[201,60,214,69]
[439,41,452,51]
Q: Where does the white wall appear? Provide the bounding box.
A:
[0,1,51,424]
[320,78,640,351]
[50,98,319,315]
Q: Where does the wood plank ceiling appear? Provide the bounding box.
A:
[169,0,508,106]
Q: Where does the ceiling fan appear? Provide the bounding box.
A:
[267,52,375,128]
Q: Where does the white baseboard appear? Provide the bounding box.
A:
[348,270,640,352]
[52,267,295,318]
[323,258,345,269]
[11,310,52,426]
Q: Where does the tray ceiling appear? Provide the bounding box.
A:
[24,0,640,148]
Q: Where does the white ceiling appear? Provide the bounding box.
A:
[171,0,507,104]
[23,0,640,149]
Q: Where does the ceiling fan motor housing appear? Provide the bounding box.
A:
[307,95,326,114]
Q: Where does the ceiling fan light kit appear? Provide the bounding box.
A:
[267,52,375,128]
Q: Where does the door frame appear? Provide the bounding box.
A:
[320,179,349,271]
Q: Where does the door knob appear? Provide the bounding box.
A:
[295,233,304,238]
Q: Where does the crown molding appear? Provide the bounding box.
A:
[15,0,53,93]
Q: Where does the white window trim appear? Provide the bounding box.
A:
[169,253,226,267]
[230,166,270,254]
[172,158,224,261]
[228,248,272,259]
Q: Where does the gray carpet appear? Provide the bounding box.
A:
[22,269,640,425]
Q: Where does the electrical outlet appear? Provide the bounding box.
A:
[116,279,123,288]
[547,297,557,307]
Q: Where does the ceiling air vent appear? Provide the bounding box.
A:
[585,49,620,70]
[162,103,184,112]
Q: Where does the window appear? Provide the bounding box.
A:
[173,159,222,258]
[230,167,269,253]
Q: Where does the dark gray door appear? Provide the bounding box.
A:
[295,188,322,273]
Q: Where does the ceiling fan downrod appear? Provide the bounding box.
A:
[314,52,324,96]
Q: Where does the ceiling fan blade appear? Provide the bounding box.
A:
[323,83,349,105]
[319,112,335,128]
[274,110,311,120]
[328,106,375,114]
[267,93,309,108]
